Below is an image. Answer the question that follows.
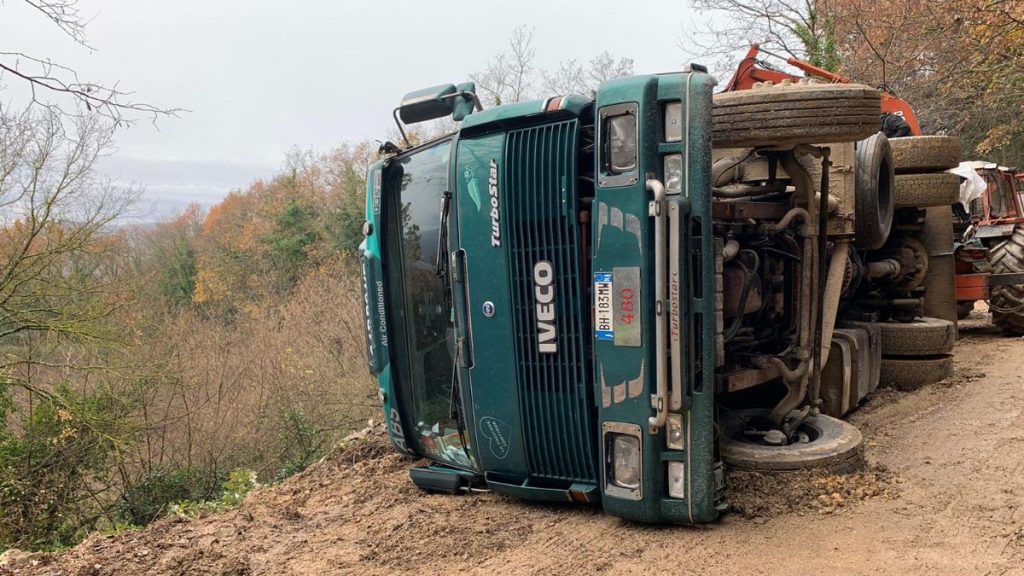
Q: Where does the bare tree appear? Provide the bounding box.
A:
[0,106,137,384]
[472,26,538,106]
[543,52,636,97]
[1,0,181,125]
[542,59,589,96]
[680,0,840,73]
[476,28,636,105]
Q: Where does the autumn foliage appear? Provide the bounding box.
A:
[0,112,381,550]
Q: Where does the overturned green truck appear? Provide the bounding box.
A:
[359,68,959,524]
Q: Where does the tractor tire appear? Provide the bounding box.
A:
[988,225,1024,335]
[889,136,961,174]
[894,172,961,208]
[712,82,881,148]
[841,317,956,356]
[853,133,895,249]
[720,409,865,473]
[879,355,954,391]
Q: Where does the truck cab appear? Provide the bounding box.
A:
[360,69,724,523]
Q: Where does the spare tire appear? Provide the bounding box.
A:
[720,409,865,473]
[879,355,954,391]
[842,317,956,356]
[713,82,882,148]
[854,133,895,249]
[889,136,961,174]
[894,172,961,208]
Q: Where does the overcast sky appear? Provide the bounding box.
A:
[1,0,712,219]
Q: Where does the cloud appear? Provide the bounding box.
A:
[99,156,277,222]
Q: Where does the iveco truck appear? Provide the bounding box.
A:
[359,66,957,524]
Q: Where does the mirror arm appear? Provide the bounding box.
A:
[392,107,411,149]
[438,91,484,112]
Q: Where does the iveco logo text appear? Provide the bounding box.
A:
[534,261,557,354]
[489,158,501,247]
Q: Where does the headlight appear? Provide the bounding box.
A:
[664,154,683,193]
[666,413,685,450]
[664,101,682,142]
[667,461,686,499]
[607,114,638,173]
[612,435,641,489]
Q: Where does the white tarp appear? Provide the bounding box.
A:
[947,161,989,208]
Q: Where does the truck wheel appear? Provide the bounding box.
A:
[894,172,961,208]
[853,133,895,249]
[889,136,961,174]
[879,355,954,391]
[712,83,881,148]
[720,409,865,473]
[842,317,956,356]
[989,226,1024,335]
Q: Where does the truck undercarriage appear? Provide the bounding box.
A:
[361,60,962,524]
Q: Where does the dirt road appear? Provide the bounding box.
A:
[4,312,1024,576]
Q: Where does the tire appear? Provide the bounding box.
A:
[713,83,881,148]
[720,409,865,473]
[853,133,895,249]
[841,317,956,356]
[988,225,1024,335]
[957,301,974,320]
[894,172,961,208]
[889,136,961,174]
[879,355,954,391]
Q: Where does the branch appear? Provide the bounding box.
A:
[22,0,92,48]
[0,52,185,125]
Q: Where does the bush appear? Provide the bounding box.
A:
[116,466,223,526]
[0,384,129,550]
[168,469,259,517]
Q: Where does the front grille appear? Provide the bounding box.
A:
[505,120,597,484]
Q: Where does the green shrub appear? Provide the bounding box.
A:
[116,466,223,526]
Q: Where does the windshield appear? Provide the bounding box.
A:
[383,139,475,470]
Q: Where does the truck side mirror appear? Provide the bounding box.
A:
[398,84,458,124]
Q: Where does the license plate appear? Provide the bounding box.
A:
[594,273,614,341]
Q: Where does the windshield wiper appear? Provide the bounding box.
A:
[435,190,453,307]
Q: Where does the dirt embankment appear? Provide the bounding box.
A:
[3,312,1024,576]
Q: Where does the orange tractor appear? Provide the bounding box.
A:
[955,164,1024,331]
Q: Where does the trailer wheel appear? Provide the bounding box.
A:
[889,136,962,174]
[879,355,954,391]
[841,317,955,356]
[894,173,961,208]
[989,225,1024,335]
[712,83,881,148]
[720,409,865,473]
[853,133,895,249]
